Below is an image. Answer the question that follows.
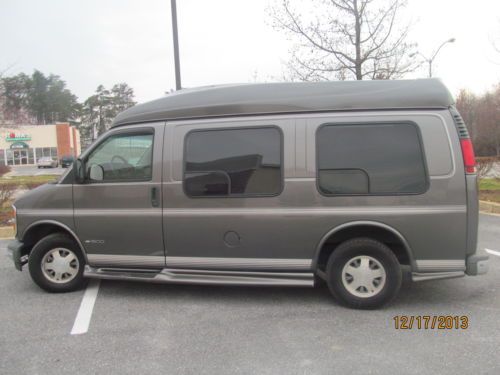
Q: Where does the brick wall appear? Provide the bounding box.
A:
[72,127,77,156]
[55,123,71,159]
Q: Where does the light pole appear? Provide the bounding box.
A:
[171,0,182,90]
[417,38,456,78]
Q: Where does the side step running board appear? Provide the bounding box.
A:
[84,266,315,287]
[412,271,465,282]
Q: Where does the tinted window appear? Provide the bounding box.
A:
[184,127,282,197]
[86,132,153,182]
[317,123,427,195]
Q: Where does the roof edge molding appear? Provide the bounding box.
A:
[112,79,454,127]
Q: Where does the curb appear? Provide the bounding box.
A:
[479,200,500,215]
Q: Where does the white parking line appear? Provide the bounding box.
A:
[485,248,500,257]
[71,279,100,335]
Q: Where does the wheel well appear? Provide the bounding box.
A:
[21,223,78,256]
[315,224,411,272]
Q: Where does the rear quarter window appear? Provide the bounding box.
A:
[316,122,429,195]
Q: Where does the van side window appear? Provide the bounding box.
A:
[184,127,283,197]
[86,132,154,182]
[317,123,428,195]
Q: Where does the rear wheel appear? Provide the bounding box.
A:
[28,233,86,293]
[326,238,402,309]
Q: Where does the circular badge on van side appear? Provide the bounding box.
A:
[223,231,241,247]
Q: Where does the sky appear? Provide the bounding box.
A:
[1,0,499,103]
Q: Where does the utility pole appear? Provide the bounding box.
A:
[171,0,182,90]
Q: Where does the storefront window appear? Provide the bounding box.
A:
[35,147,58,159]
[2,147,59,166]
[28,149,34,164]
[6,150,13,166]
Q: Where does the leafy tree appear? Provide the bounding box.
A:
[79,83,136,147]
[0,70,79,125]
[0,73,36,126]
[26,70,80,124]
[269,0,417,81]
[1,69,137,149]
[111,83,135,114]
[2,73,31,111]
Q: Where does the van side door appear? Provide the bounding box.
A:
[73,123,165,268]
[162,117,314,271]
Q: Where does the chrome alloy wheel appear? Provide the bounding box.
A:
[341,255,386,298]
[41,248,80,284]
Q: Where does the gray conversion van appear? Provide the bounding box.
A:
[7,79,489,309]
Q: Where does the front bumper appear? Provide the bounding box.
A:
[465,253,489,276]
[7,239,27,271]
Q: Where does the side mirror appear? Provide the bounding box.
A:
[89,164,104,181]
[74,158,86,183]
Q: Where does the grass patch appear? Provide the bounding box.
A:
[479,178,500,191]
[0,175,58,188]
[479,178,500,203]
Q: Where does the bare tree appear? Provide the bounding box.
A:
[474,87,500,157]
[456,89,478,140]
[456,84,500,157]
[269,0,418,81]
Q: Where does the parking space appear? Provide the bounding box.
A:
[1,214,499,374]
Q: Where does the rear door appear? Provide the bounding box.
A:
[73,122,165,268]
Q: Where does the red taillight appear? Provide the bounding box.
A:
[460,138,476,174]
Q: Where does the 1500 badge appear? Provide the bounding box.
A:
[84,240,105,244]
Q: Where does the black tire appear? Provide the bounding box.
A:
[28,233,87,293]
[326,238,402,309]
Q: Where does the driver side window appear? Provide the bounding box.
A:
[86,131,154,182]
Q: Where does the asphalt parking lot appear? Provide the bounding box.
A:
[1,214,499,374]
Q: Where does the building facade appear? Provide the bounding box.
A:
[0,123,81,166]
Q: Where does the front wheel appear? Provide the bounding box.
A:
[28,233,87,293]
[326,238,402,309]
